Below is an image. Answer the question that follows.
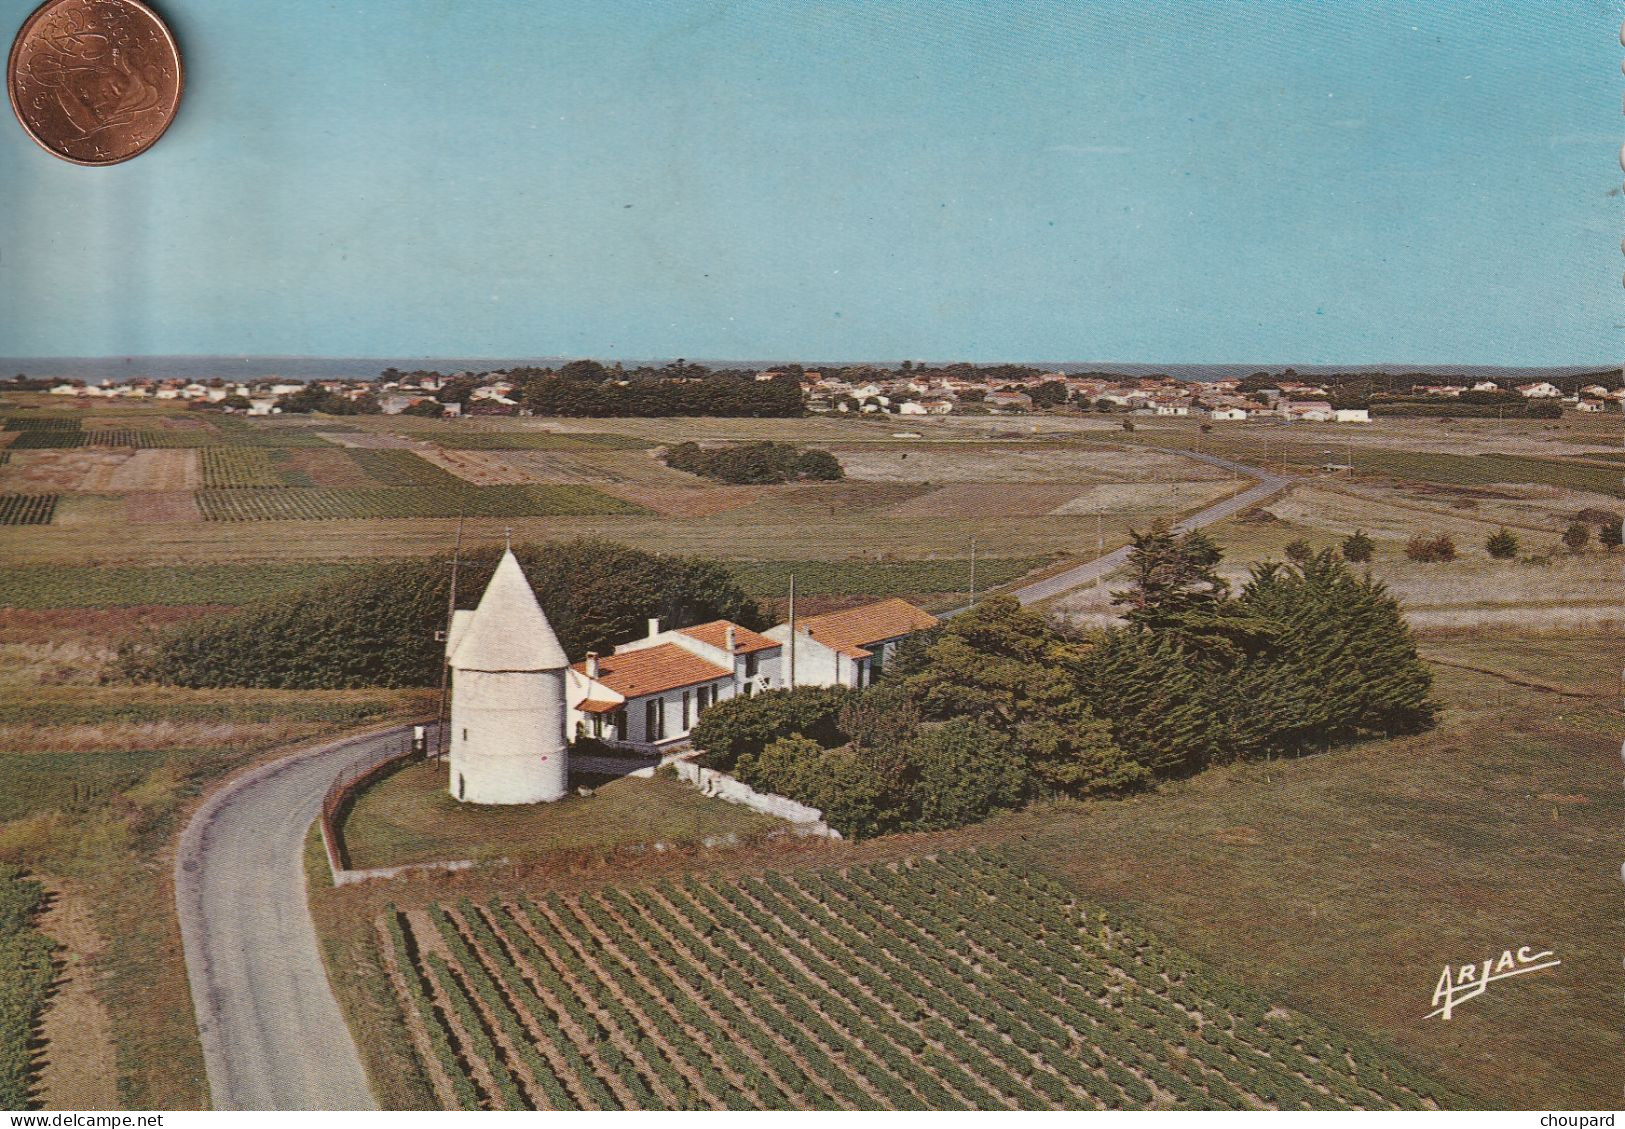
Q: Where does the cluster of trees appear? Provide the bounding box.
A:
[125,540,765,689]
[663,441,843,485]
[0,867,54,1109]
[516,361,804,418]
[696,529,1435,837]
[276,385,380,415]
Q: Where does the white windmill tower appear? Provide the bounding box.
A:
[444,548,569,804]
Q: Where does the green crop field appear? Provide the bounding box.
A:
[378,853,1454,1111]
[0,493,59,525]
[195,484,648,521]
[201,447,284,488]
[0,562,368,608]
[347,448,469,487]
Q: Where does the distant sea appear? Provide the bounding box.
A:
[0,355,1615,385]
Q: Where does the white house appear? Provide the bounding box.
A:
[1470,380,1500,392]
[568,618,783,750]
[765,598,939,691]
[1576,399,1605,413]
[1515,381,1562,399]
[1332,408,1371,423]
[1281,400,1333,422]
[1208,407,1248,422]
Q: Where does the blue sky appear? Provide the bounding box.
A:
[1,0,1618,365]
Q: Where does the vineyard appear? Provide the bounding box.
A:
[378,853,1453,1110]
[196,484,647,521]
[0,493,59,525]
[201,448,284,488]
[0,867,55,1109]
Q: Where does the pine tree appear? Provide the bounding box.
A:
[1340,529,1375,563]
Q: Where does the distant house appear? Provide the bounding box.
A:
[765,598,939,690]
[1208,407,1247,421]
[1575,399,1606,413]
[246,398,279,416]
[1332,408,1371,423]
[984,390,1033,412]
[1470,380,1501,392]
[1515,381,1562,399]
[1282,400,1333,422]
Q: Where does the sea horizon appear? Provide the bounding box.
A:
[3,355,1618,385]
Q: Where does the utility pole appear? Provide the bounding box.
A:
[968,537,977,605]
[1094,510,1105,591]
[435,504,466,760]
[786,572,797,689]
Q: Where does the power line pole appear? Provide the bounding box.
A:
[1094,510,1105,591]
[786,572,797,689]
[968,536,977,605]
[435,503,466,760]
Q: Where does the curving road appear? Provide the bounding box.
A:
[951,448,1293,612]
[175,725,426,1110]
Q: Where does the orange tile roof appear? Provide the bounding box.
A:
[794,598,939,659]
[678,619,779,654]
[572,643,730,700]
[577,698,621,715]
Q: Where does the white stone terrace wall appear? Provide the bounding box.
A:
[672,757,841,839]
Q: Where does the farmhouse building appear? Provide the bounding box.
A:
[446,555,941,773]
[764,598,939,691]
[567,619,783,750]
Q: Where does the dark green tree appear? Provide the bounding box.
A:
[1340,529,1375,563]
[1485,528,1519,559]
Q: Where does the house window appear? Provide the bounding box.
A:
[592,714,603,738]
[461,727,468,742]
[646,698,664,741]
[612,709,627,740]
[682,690,692,729]
[745,652,759,678]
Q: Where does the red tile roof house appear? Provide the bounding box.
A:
[566,598,940,753]
[764,598,939,692]
[567,618,782,751]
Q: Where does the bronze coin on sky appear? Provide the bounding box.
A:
[7,0,182,165]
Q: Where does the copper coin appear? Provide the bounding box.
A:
[7,0,181,166]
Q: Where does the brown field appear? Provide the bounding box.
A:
[596,484,766,517]
[0,449,130,492]
[123,491,204,524]
[419,448,696,488]
[281,448,376,487]
[882,483,1090,519]
[413,448,538,485]
[83,450,201,492]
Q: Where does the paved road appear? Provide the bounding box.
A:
[955,448,1293,611]
[175,725,424,1110]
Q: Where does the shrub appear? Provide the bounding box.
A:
[1600,515,1622,550]
[1403,534,1456,563]
[691,686,854,772]
[1484,528,1519,559]
[1283,539,1313,563]
[1339,530,1375,563]
[906,721,1027,831]
[1561,522,1590,553]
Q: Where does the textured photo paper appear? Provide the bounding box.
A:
[0,0,1618,1115]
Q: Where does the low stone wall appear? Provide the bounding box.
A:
[672,757,841,839]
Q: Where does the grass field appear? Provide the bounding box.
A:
[356,853,1455,1109]
[341,762,781,870]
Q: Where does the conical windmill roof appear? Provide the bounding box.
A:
[449,550,568,671]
